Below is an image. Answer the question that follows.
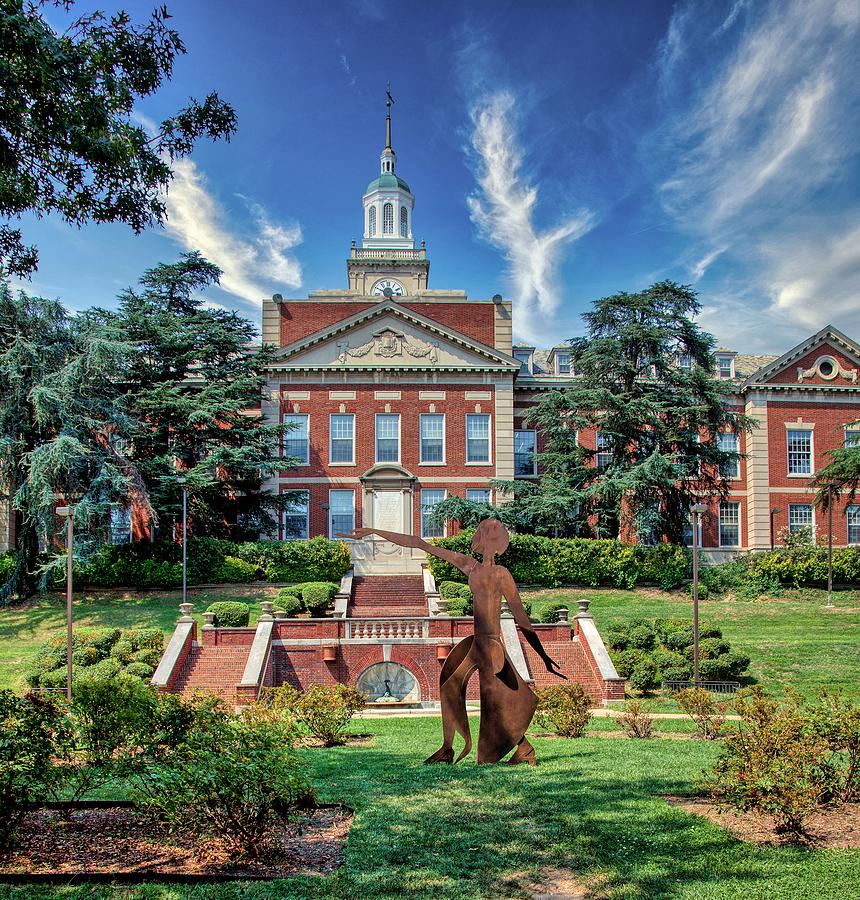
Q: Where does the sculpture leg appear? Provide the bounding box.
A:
[424,636,477,765]
[507,737,537,766]
[476,652,538,764]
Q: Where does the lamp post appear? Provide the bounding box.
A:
[827,485,834,609]
[177,476,187,607]
[691,503,709,686]
[770,507,782,550]
[56,505,75,700]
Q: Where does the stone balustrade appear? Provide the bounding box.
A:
[347,618,430,640]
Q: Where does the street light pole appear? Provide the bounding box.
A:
[691,503,709,686]
[177,476,187,607]
[827,485,834,609]
[56,505,75,700]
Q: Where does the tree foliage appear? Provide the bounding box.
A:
[95,253,293,540]
[0,282,144,599]
[0,0,237,276]
[500,282,753,541]
[812,426,860,509]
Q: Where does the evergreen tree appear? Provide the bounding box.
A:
[0,283,144,600]
[0,1,237,276]
[98,253,290,540]
[436,282,752,540]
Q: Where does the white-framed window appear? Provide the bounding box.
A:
[329,414,355,464]
[383,202,394,234]
[848,505,860,544]
[329,490,354,537]
[400,206,408,238]
[788,503,814,536]
[682,512,703,548]
[717,356,734,379]
[466,414,491,464]
[466,488,492,504]
[368,205,376,236]
[787,429,812,475]
[718,501,740,547]
[514,350,531,374]
[282,490,309,540]
[375,413,400,463]
[109,505,132,545]
[419,414,445,463]
[718,431,740,479]
[283,413,309,464]
[845,429,860,449]
[421,489,446,538]
[596,431,612,468]
[557,352,571,375]
[679,353,692,373]
[514,430,537,476]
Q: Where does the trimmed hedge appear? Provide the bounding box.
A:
[74,536,350,589]
[26,627,165,688]
[205,601,250,628]
[276,591,302,617]
[427,533,689,589]
[293,582,339,617]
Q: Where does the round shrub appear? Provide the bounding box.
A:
[537,601,569,623]
[122,628,164,652]
[605,629,628,651]
[215,556,258,584]
[662,664,693,682]
[446,594,472,616]
[665,628,694,652]
[77,628,121,656]
[80,657,123,681]
[205,601,251,628]
[724,651,751,678]
[535,684,592,737]
[71,646,100,667]
[132,648,162,668]
[109,639,135,663]
[277,592,302,617]
[124,661,155,680]
[628,625,656,651]
[439,580,467,599]
[614,648,645,679]
[39,667,70,690]
[629,658,658,694]
[696,637,730,660]
[297,582,338,617]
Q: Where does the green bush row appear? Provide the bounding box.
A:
[427,533,689,590]
[73,536,350,589]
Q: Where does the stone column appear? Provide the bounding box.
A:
[744,392,772,551]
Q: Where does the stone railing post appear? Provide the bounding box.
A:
[179,601,194,622]
[259,600,274,621]
[556,606,570,623]
[202,611,216,629]
[576,599,592,618]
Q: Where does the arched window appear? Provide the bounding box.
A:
[400,206,408,237]
[383,202,394,234]
[368,206,376,236]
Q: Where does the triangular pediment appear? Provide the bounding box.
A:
[269,301,519,371]
[744,325,860,389]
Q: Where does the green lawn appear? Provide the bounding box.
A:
[0,717,857,899]
[2,584,858,700]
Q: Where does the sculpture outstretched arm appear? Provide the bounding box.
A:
[501,569,567,679]
[336,527,478,576]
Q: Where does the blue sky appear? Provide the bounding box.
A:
[14,0,860,352]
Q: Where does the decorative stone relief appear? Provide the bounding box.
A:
[336,327,439,365]
[797,355,858,383]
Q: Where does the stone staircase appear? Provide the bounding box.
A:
[171,644,250,702]
[348,575,428,617]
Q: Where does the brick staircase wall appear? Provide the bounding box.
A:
[171,643,250,703]
[348,575,428,617]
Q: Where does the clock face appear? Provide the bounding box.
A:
[371,279,405,298]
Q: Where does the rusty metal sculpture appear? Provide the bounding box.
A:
[339,520,566,765]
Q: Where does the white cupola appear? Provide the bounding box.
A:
[362,85,414,250]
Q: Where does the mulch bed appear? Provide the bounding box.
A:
[0,803,352,881]
[665,796,860,848]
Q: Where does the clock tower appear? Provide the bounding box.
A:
[347,86,430,296]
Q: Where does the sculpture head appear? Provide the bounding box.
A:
[471,518,509,561]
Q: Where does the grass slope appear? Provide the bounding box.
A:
[0,718,857,899]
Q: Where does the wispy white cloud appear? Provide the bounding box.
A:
[651,0,860,349]
[466,91,595,344]
[163,158,302,308]
[339,53,356,87]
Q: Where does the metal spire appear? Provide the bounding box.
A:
[385,81,393,150]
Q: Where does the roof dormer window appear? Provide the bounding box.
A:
[557,352,571,375]
[717,355,735,379]
[514,350,532,374]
